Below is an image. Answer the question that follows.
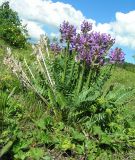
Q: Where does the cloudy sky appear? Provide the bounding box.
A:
[1,0,135,63]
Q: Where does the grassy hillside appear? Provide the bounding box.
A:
[105,66,135,131]
[0,39,135,160]
[110,64,135,87]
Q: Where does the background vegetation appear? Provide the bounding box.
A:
[0,2,28,48]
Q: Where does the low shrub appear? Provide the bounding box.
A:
[0,1,28,48]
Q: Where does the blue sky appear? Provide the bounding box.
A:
[1,0,135,63]
[53,0,135,23]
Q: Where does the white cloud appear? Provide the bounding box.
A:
[95,23,112,33]
[22,20,45,40]
[96,11,135,49]
[50,32,60,38]
[113,11,135,49]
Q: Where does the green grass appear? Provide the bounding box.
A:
[0,39,135,159]
[109,66,135,88]
[105,64,135,108]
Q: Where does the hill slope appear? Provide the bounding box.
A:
[0,39,135,159]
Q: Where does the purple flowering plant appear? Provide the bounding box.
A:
[59,21,76,43]
[49,20,125,92]
[45,21,128,129]
[50,43,62,54]
[81,20,92,33]
[109,47,125,64]
[57,21,125,89]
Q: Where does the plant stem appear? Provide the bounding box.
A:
[62,41,69,83]
[76,62,85,94]
[85,69,92,89]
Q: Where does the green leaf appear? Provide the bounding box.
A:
[0,140,14,158]
[101,134,112,145]
[72,130,85,142]
[60,139,72,151]
[28,148,44,160]
[75,145,84,154]
[56,91,67,109]
[35,119,46,129]
[93,126,103,136]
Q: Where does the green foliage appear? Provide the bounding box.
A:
[0,88,135,159]
[0,1,28,48]
[0,91,9,133]
[0,37,135,159]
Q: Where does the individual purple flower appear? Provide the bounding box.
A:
[59,21,76,42]
[109,47,125,63]
[81,20,92,33]
[50,43,61,54]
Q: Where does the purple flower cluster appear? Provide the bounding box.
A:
[81,20,92,33]
[72,31,115,65]
[60,21,76,42]
[59,21,125,65]
[109,47,125,63]
[50,43,61,54]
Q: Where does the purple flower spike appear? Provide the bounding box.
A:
[109,47,125,63]
[81,20,92,33]
[60,21,76,42]
[50,43,61,54]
